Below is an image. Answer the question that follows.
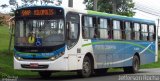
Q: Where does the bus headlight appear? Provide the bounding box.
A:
[49,52,64,61]
[15,56,23,61]
[49,56,56,61]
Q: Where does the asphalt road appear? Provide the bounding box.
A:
[16,68,160,81]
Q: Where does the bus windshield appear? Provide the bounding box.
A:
[15,19,64,46]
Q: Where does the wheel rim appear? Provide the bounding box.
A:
[83,60,91,75]
[134,58,139,71]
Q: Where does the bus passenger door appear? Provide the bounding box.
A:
[66,12,80,70]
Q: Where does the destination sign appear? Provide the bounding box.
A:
[21,9,55,16]
[15,7,64,18]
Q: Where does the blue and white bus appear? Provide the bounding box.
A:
[13,6,158,78]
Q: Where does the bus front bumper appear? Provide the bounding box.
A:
[14,56,69,71]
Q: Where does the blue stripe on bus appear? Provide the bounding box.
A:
[14,46,65,59]
[90,39,155,67]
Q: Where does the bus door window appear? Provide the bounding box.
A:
[66,12,80,49]
[69,22,79,40]
[67,21,79,49]
[141,24,148,41]
[134,23,140,40]
[113,20,121,40]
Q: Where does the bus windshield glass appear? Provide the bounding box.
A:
[15,19,64,46]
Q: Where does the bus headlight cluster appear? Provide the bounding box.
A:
[49,52,65,61]
[15,56,23,61]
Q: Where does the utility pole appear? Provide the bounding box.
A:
[93,0,98,11]
[112,0,117,14]
[68,0,73,7]
[156,18,160,62]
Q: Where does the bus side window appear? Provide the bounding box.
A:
[149,25,155,41]
[141,24,148,41]
[125,22,132,40]
[133,23,140,40]
[99,18,108,39]
[82,16,96,39]
[83,16,92,38]
[113,20,121,40]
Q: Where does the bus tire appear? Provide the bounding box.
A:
[94,68,108,75]
[77,56,92,78]
[38,71,52,78]
[123,55,140,73]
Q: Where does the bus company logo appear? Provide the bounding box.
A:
[42,53,54,56]
[94,45,116,50]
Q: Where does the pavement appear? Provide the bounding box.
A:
[14,68,160,81]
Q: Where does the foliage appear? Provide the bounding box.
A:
[9,8,15,16]
[0,16,5,25]
[21,0,62,6]
[84,0,135,17]
[0,4,9,9]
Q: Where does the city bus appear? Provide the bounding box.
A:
[12,6,158,78]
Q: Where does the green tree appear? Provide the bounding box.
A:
[0,4,8,25]
[0,16,4,25]
[9,8,15,16]
[84,0,135,17]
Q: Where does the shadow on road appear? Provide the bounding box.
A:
[19,71,147,81]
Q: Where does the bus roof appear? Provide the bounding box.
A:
[15,6,155,25]
[87,10,155,24]
[16,5,63,10]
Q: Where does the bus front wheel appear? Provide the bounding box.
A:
[38,71,52,78]
[77,56,92,78]
[123,55,140,73]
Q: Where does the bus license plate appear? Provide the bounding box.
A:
[30,63,39,67]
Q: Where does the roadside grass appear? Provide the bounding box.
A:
[0,53,38,78]
[0,25,160,78]
[0,25,10,51]
[0,25,38,78]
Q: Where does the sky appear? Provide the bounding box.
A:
[133,0,160,36]
[0,0,160,36]
[0,0,86,13]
